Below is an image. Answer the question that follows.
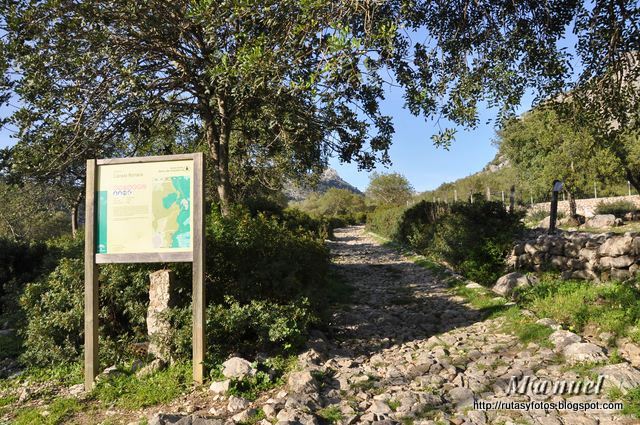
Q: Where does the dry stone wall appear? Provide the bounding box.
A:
[508,230,640,281]
[530,194,640,217]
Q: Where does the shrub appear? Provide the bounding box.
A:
[19,258,166,366]
[429,202,524,284]
[206,208,329,307]
[18,205,330,366]
[0,238,48,319]
[596,200,637,218]
[395,201,450,248]
[281,208,332,239]
[293,188,367,219]
[389,200,523,285]
[365,205,406,239]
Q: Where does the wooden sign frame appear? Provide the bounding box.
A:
[84,153,206,390]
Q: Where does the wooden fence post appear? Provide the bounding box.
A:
[84,160,99,390]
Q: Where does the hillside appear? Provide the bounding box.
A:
[420,153,518,203]
[284,167,362,201]
[421,149,630,205]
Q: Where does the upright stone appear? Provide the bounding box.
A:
[147,269,174,362]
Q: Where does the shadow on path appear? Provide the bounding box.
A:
[324,226,491,357]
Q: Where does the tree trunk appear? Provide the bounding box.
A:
[626,169,640,197]
[71,191,83,238]
[217,99,232,216]
[567,191,577,218]
[71,205,78,238]
[202,104,232,216]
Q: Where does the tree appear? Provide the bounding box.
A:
[2,0,638,217]
[366,172,414,207]
[295,188,366,218]
[0,181,69,242]
[499,108,623,217]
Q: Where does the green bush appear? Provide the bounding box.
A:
[17,205,330,366]
[395,201,450,247]
[595,200,637,218]
[19,257,168,366]
[365,205,406,239]
[0,238,47,319]
[381,200,523,285]
[281,208,332,239]
[206,208,329,306]
[429,202,524,284]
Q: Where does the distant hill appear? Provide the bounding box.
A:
[284,168,362,201]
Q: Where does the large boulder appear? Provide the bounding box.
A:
[563,342,607,364]
[598,235,634,257]
[597,363,640,393]
[581,206,596,218]
[537,216,551,229]
[492,272,537,298]
[287,371,318,394]
[222,357,255,379]
[549,330,582,351]
[584,214,617,229]
[599,255,635,269]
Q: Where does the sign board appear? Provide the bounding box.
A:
[84,153,205,389]
[95,159,195,263]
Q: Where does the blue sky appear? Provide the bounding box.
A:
[329,87,536,193]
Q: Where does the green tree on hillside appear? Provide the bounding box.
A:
[366,172,414,207]
[498,108,623,217]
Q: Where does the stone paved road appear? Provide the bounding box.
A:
[289,226,638,425]
[153,226,640,425]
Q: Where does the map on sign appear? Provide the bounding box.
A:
[96,160,193,255]
[152,176,191,249]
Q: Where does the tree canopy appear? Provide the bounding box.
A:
[366,172,414,206]
[0,0,638,217]
[498,108,623,215]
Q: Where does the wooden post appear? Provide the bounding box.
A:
[486,187,491,201]
[470,193,474,204]
[594,182,598,199]
[192,153,206,384]
[454,190,458,202]
[629,181,632,196]
[84,160,99,390]
[501,190,505,204]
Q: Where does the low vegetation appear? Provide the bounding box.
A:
[595,200,638,217]
[290,188,367,226]
[0,201,343,422]
[519,278,640,343]
[368,200,524,285]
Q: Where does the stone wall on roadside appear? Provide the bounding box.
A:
[507,230,640,281]
[530,195,640,217]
